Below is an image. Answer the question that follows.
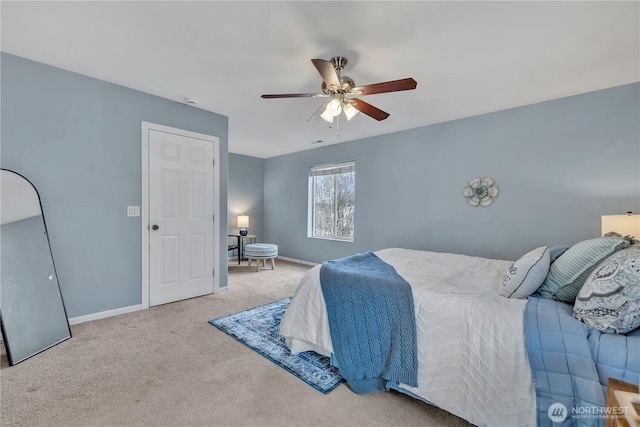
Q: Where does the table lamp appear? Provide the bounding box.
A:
[601,211,640,239]
[237,215,249,236]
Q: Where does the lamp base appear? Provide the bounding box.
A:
[240,229,248,236]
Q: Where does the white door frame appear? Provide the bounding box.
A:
[141,121,220,310]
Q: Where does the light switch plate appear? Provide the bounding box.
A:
[127,206,140,217]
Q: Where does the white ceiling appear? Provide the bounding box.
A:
[2,1,638,158]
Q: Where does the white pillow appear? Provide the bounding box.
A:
[500,246,550,299]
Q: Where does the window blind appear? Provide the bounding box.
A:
[309,161,355,177]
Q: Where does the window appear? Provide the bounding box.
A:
[308,161,355,241]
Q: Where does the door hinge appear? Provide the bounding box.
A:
[212,159,215,167]
[213,269,215,278]
[212,214,215,222]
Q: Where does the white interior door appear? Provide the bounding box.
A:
[148,129,215,306]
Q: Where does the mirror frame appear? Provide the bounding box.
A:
[1,169,72,365]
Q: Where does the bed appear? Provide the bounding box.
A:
[279,244,640,427]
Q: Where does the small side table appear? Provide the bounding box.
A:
[228,234,257,264]
[607,378,639,427]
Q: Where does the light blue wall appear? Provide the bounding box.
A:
[264,83,640,263]
[1,53,229,317]
[228,153,265,250]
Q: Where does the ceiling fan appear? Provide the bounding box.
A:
[261,56,417,125]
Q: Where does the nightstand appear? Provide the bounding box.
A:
[228,234,257,264]
[607,378,639,427]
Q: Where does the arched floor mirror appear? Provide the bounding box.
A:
[1,169,71,365]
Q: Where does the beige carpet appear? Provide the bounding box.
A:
[1,259,470,427]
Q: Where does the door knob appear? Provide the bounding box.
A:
[152,224,159,231]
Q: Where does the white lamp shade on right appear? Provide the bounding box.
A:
[601,213,640,238]
[343,101,359,121]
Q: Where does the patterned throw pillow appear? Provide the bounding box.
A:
[500,246,550,299]
[537,237,630,304]
[573,245,640,334]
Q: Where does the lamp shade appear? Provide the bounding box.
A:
[326,98,342,117]
[343,101,359,121]
[601,213,640,238]
[320,109,334,123]
[237,215,249,229]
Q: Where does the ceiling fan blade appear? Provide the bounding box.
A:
[307,101,329,123]
[350,98,390,121]
[261,93,327,99]
[351,78,417,96]
[311,59,341,91]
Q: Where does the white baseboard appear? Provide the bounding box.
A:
[68,304,142,325]
[67,258,309,326]
[276,256,318,267]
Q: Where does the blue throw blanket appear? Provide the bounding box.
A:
[525,296,640,427]
[320,252,418,394]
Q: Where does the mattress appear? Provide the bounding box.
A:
[279,248,536,427]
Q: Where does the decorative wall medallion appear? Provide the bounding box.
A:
[464,177,499,207]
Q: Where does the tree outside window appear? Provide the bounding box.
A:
[309,162,355,241]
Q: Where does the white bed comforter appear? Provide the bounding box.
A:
[279,248,536,427]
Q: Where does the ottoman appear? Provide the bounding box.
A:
[243,243,278,272]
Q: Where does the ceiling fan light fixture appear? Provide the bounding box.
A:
[320,109,334,123]
[261,56,417,125]
[326,98,342,117]
[343,101,359,121]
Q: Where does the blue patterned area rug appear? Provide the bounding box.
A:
[209,297,343,394]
